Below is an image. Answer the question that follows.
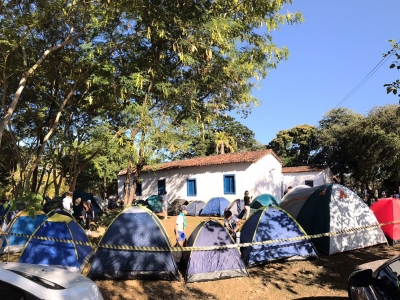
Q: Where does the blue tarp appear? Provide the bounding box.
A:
[184,219,248,283]
[19,214,92,272]
[88,206,179,280]
[199,197,230,217]
[240,206,318,267]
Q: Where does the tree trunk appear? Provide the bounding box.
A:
[0,31,81,148]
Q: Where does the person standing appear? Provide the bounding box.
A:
[161,190,169,220]
[84,200,94,236]
[243,190,252,220]
[62,191,73,212]
[176,205,188,247]
[284,186,292,196]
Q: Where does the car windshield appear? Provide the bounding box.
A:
[10,270,65,290]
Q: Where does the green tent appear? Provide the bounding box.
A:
[146,195,170,213]
[250,194,280,210]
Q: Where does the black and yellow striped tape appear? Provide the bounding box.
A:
[1,219,399,252]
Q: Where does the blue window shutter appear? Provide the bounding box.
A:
[224,175,235,194]
[187,179,197,196]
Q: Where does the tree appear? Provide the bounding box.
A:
[383,40,400,99]
[346,104,400,189]
[105,0,303,204]
[267,124,318,166]
[315,108,362,184]
[215,131,236,154]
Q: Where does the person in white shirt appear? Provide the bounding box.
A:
[176,205,188,246]
[161,191,169,220]
[62,191,73,212]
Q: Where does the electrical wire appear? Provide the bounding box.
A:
[334,42,399,109]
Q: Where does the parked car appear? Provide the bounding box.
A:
[0,262,103,300]
[348,254,400,299]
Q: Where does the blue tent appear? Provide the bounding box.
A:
[186,200,206,216]
[19,214,93,272]
[240,206,318,267]
[199,197,230,217]
[183,219,248,283]
[250,194,280,210]
[47,208,74,219]
[88,206,179,281]
[0,210,48,254]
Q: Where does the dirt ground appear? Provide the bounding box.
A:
[3,213,400,300]
[91,214,400,300]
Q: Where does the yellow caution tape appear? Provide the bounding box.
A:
[1,219,398,252]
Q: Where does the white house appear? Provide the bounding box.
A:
[118,149,283,202]
[282,165,333,190]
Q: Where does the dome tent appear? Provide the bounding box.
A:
[167,199,189,216]
[226,199,245,217]
[280,183,387,254]
[183,219,248,283]
[371,198,400,245]
[186,200,206,216]
[88,205,179,281]
[250,194,280,210]
[199,197,230,217]
[240,206,317,266]
[19,214,93,272]
[0,210,48,254]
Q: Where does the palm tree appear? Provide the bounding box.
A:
[215,132,236,154]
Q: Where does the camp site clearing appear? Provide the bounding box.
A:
[2,213,396,300]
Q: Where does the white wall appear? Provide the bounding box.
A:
[283,168,333,189]
[118,153,283,202]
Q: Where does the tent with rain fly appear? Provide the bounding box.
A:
[370,198,400,245]
[199,197,230,217]
[183,219,248,283]
[186,200,206,216]
[88,205,179,281]
[19,214,93,272]
[250,194,280,210]
[0,210,48,254]
[168,199,189,216]
[72,190,103,216]
[43,199,63,214]
[280,183,387,254]
[240,206,317,267]
[225,199,245,217]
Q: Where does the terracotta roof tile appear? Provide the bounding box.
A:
[118,149,281,176]
[282,165,327,173]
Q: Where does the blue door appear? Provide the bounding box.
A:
[158,179,166,195]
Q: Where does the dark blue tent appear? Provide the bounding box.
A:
[72,190,103,216]
[199,197,230,217]
[240,206,318,267]
[19,214,93,272]
[186,200,206,216]
[88,206,179,281]
[183,219,248,283]
[47,208,74,219]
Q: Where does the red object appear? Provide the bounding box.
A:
[370,198,400,245]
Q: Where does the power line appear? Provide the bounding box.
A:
[334,43,399,109]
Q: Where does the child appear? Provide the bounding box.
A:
[176,205,188,246]
[224,210,241,237]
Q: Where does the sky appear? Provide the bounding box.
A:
[236,0,400,145]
